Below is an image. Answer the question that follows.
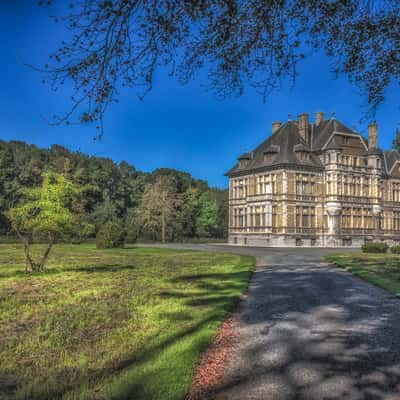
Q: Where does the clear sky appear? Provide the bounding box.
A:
[1,1,399,188]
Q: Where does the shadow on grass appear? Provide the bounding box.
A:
[0,264,142,279]
[1,266,253,400]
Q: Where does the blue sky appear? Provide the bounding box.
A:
[0,2,399,188]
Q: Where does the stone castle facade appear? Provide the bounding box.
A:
[226,112,400,247]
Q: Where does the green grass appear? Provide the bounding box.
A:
[326,252,400,295]
[0,244,255,400]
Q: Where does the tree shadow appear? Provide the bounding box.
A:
[1,267,250,400]
[0,263,141,279]
[207,262,400,399]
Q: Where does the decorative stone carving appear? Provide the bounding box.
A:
[372,204,381,216]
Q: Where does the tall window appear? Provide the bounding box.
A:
[394,212,400,231]
[295,206,315,229]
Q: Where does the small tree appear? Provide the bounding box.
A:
[196,193,219,238]
[96,221,126,249]
[137,176,180,242]
[7,172,92,273]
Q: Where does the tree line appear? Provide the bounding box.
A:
[0,140,228,242]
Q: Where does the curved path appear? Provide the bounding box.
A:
[142,244,400,399]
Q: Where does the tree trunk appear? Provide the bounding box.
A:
[38,239,53,271]
[23,239,34,274]
[161,210,166,243]
[15,229,34,274]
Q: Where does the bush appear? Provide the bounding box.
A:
[391,245,400,254]
[125,224,139,244]
[361,242,389,254]
[96,221,126,249]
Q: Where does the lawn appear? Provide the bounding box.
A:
[0,244,255,400]
[327,252,400,295]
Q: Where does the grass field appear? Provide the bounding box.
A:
[0,244,255,400]
[327,253,400,295]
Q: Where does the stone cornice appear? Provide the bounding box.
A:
[227,163,324,178]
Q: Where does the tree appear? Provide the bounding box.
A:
[177,187,202,238]
[208,188,229,238]
[6,172,93,273]
[90,194,118,230]
[136,176,180,242]
[39,0,399,129]
[96,220,126,248]
[0,138,227,241]
[196,192,219,238]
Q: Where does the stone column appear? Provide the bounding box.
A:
[282,171,288,232]
[372,204,382,233]
[265,202,272,232]
[326,202,342,245]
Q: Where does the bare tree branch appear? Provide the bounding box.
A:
[38,0,400,131]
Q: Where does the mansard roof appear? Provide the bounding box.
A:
[311,118,358,151]
[226,121,324,177]
[226,115,389,177]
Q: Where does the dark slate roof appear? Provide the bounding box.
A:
[324,135,342,151]
[226,121,324,176]
[384,150,400,173]
[238,152,252,160]
[226,116,391,177]
[311,118,358,151]
[264,144,280,154]
[293,143,310,152]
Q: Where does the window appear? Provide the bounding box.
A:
[343,136,349,145]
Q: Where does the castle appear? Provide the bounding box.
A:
[226,112,400,247]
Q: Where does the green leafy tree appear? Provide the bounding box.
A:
[137,176,181,242]
[124,207,140,243]
[196,193,219,238]
[90,194,118,230]
[96,221,126,249]
[177,187,202,238]
[7,172,93,273]
[208,188,229,238]
[0,139,228,241]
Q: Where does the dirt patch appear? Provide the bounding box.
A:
[187,316,240,400]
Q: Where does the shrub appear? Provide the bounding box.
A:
[125,224,139,244]
[96,221,126,249]
[361,242,389,254]
[391,245,400,254]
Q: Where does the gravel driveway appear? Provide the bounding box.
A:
[140,244,400,400]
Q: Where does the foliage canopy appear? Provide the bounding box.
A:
[7,172,94,272]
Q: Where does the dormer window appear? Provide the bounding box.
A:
[298,152,311,161]
[263,144,279,163]
[293,143,311,162]
[237,152,252,168]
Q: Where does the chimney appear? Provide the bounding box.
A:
[272,121,281,134]
[368,123,378,149]
[298,113,309,143]
[315,111,324,127]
